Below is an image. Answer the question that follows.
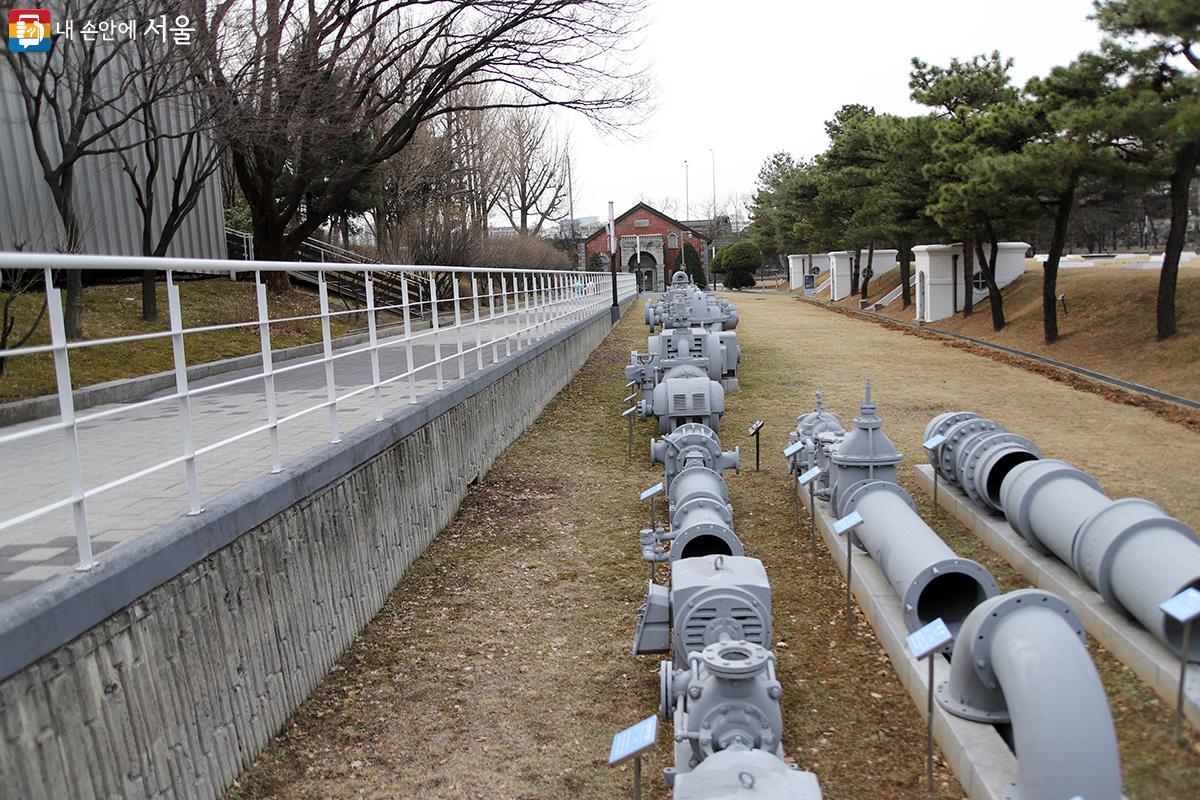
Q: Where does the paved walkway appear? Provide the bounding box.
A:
[0,308,572,602]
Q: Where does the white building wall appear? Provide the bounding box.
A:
[992,242,1030,288]
[913,243,963,323]
[787,254,806,290]
[829,251,854,300]
[866,249,899,277]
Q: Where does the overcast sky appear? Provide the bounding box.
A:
[564,0,1104,225]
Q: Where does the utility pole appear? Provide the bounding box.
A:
[710,149,717,230]
[609,201,619,321]
[566,154,577,270]
[684,160,690,221]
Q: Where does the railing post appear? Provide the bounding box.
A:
[401,274,417,404]
[317,270,340,443]
[166,270,204,515]
[255,272,282,473]
[519,273,529,350]
[471,271,484,371]
[45,268,94,569]
[365,269,383,421]
[487,273,499,363]
[501,273,512,356]
[430,271,444,389]
[451,271,465,380]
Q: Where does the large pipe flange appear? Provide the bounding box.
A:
[936,417,1001,487]
[957,431,1042,513]
[671,523,745,561]
[922,411,981,480]
[839,479,999,634]
[902,558,1000,637]
[999,459,1103,556]
[659,660,674,720]
[938,589,1121,800]
[1072,498,1200,661]
[838,478,914,542]
[938,589,1081,722]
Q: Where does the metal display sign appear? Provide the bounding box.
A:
[1160,587,1200,623]
[747,420,764,436]
[783,440,805,458]
[832,511,864,537]
[798,466,823,486]
[906,618,954,660]
[608,715,658,765]
[640,482,664,501]
[922,433,947,452]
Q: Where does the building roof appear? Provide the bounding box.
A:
[583,202,712,246]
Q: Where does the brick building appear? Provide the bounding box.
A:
[582,202,711,291]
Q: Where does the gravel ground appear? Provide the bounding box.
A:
[228,291,1200,799]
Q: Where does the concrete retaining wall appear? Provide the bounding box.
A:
[0,298,631,800]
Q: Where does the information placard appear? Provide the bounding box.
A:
[906,618,954,660]
[798,466,823,486]
[608,715,658,766]
[832,511,864,537]
[639,482,664,501]
[1160,587,1200,623]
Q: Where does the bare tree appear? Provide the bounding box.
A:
[2,0,195,337]
[104,20,224,320]
[448,89,505,232]
[199,0,648,291]
[496,107,567,234]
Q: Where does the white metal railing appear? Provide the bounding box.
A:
[0,252,636,576]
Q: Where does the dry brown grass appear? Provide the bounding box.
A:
[0,279,399,403]
[228,292,1199,800]
[867,264,1200,400]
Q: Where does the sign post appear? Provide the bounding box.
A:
[747,420,764,471]
[832,511,865,630]
[1160,587,1200,743]
[922,434,946,507]
[906,618,954,794]
[622,406,637,458]
[641,482,664,530]
[797,464,823,554]
[608,715,658,800]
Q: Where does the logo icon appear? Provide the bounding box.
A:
[8,9,52,53]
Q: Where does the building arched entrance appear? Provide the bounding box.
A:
[628,252,658,292]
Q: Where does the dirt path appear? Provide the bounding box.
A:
[229,292,1200,799]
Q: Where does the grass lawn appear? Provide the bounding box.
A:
[0,278,391,403]
[227,293,1199,799]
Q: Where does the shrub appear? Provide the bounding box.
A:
[714,241,760,290]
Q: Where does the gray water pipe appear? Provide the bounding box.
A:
[666,464,744,560]
[937,589,1122,800]
[838,480,999,634]
[1001,459,1200,660]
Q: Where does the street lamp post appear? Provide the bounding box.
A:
[609,201,619,322]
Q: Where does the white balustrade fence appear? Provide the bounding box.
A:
[0,253,635,579]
